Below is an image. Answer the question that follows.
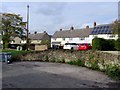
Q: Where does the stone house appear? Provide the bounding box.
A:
[28,31,51,50]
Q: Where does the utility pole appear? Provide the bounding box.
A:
[26,5,29,51]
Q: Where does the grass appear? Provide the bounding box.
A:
[2,49,31,56]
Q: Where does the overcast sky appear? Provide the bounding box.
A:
[1,2,119,35]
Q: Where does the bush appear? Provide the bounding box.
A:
[90,60,99,70]
[115,38,120,51]
[92,37,105,50]
[92,37,116,51]
[76,59,85,66]
[67,60,84,67]
[107,39,116,51]
[105,64,120,80]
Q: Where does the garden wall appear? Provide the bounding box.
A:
[20,50,120,67]
[17,50,120,79]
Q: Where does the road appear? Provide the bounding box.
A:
[2,61,120,88]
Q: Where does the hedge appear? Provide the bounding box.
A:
[92,37,116,51]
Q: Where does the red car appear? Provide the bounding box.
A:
[78,43,92,50]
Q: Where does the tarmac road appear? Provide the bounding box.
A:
[2,61,119,88]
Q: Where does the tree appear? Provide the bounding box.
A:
[115,38,120,51]
[0,13,26,49]
[111,20,120,36]
[41,40,50,47]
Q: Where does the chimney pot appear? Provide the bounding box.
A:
[44,31,47,33]
[60,29,62,31]
[70,26,74,30]
[94,22,97,27]
[86,25,89,29]
[34,31,37,34]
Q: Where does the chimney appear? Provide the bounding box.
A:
[44,31,47,33]
[94,22,97,27]
[34,31,37,34]
[60,29,62,31]
[70,26,74,30]
[86,25,89,29]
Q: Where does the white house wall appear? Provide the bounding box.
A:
[51,34,118,47]
[51,37,91,47]
[69,37,92,44]
[21,40,26,44]
[89,34,118,40]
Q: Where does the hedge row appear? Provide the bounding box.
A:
[92,37,120,51]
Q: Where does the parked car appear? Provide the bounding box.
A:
[78,43,92,50]
[63,43,79,50]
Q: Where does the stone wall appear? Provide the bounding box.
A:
[20,50,120,70]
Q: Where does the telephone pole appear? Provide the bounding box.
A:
[26,5,29,51]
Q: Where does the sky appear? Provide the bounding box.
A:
[1,1,119,35]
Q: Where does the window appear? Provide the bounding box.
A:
[80,37,85,40]
[69,38,73,40]
[109,35,115,38]
[65,43,77,45]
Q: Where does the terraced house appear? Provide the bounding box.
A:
[89,22,118,41]
[51,26,93,48]
[51,21,119,48]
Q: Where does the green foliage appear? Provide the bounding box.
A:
[1,13,26,49]
[67,61,75,65]
[89,55,94,60]
[92,37,116,51]
[115,38,120,51]
[111,20,120,35]
[107,39,116,51]
[48,57,55,62]
[92,37,105,50]
[76,59,85,66]
[2,50,31,61]
[67,59,84,67]
[41,40,50,46]
[90,60,99,70]
[56,58,65,63]
[44,55,49,62]
[105,64,120,80]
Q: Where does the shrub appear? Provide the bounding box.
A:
[105,64,120,80]
[76,59,85,66]
[115,38,120,51]
[67,61,74,65]
[11,54,22,62]
[106,39,116,51]
[92,37,116,51]
[67,60,84,67]
[43,55,49,62]
[90,60,99,70]
[92,37,105,50]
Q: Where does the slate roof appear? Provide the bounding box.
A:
[52,28,93,38]
[29,32,46,40]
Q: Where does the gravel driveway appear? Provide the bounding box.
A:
[2,61,120,88]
